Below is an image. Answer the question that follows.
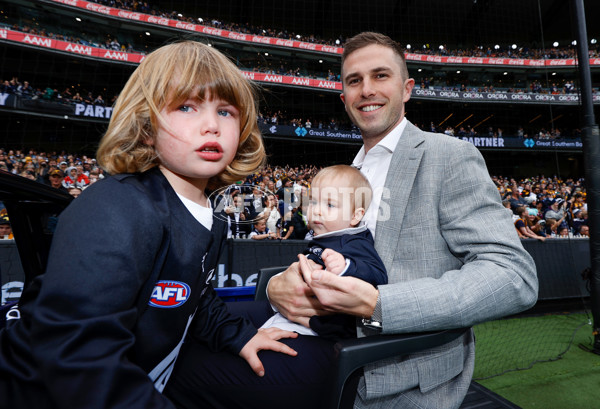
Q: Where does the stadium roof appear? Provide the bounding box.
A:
[164,0,600,49]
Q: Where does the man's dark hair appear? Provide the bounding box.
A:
[341,32,409,80]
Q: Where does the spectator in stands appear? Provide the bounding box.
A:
[289,202,309,240]
[276,176,296,215]
[558,226,570,237]
[61,165,89,189]
[37,159,49,179]
[546,210,568,236]
[74,165,90,188]
[87,169,102,186]
[41,87,57,100]
[572,209,588,233]
[248,216,276,240]
[502,198,514,218]
[225,190,252,238]
[45,169,69,193]
[16,81,33,98]
[0,215,13,240]
[20,169,36,181]
[514,206,545,241]
[10,160,23,176]
[527,208,546,237]
[504,189,526,213]
[67,186,83,198]
[58,161,69,173]
[278,209,295,240]
[262,193,281,237]
[83,92,94,104]
[0,79,16,94]
[266,179,276,194]
[571,192,586,216]
[579,224,590,237]
[61,87,73,101]
[80,162,92,176]
[545,198,566,224]
[246,184,266,219]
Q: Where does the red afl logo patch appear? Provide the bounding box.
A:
[149,281,191,308]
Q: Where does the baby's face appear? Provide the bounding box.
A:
[308,176,360,236]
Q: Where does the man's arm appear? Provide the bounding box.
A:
[267,261,328,327]
[296,141,538,334]
[374,143,537,333]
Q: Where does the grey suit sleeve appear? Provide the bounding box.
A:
[379,141,538,334]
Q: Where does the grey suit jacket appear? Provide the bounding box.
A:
[355,121,538,408]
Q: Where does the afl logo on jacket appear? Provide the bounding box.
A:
[149,281,191,308]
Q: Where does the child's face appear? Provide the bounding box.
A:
[308,176,364,236]
[0,225,11,236]
[255,220,266,231]
[154,96,240,191]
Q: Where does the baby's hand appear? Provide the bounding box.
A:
[321,249,347,275]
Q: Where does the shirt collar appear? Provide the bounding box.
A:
[352,117,408,168]
[312,224,367,239]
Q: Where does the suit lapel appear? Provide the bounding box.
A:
[374,122,425,273]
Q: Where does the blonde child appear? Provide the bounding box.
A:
[0,41,297,409]
[164,165,387,409]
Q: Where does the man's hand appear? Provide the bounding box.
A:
[320,249,346,275]
[266,260,327,327]
[298,254,379,318]
[239,328,298,377]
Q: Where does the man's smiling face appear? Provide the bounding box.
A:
[340,44,414,149]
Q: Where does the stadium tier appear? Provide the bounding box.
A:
[0,0,598,175]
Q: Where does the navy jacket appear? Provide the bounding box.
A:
[304,225,387,287]
[304,226,387,340]
[0,168,256,409]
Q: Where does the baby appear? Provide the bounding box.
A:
[262,165,387,340]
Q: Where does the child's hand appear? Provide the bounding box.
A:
[321,249,346,275]
[239,328,298,377]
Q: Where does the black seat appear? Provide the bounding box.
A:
[257,266,469,408]
[254,265,289,301]
[0,171,72,289]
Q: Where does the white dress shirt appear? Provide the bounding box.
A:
[352,118,407,238]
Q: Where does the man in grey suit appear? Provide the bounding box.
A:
[267,32,538,408]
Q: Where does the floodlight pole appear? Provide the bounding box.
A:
[572,0,600,353]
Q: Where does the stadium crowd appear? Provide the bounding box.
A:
[2,75,583,138]
[85,0,600,58]
[0,76,118,109]
[4,17,596,94]
[3,2,600,91]
[0,148,589,241]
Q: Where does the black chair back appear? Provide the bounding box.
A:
[254,266,287,301]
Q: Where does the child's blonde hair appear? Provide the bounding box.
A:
[311,165,372,210]
[97,41,265,189]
